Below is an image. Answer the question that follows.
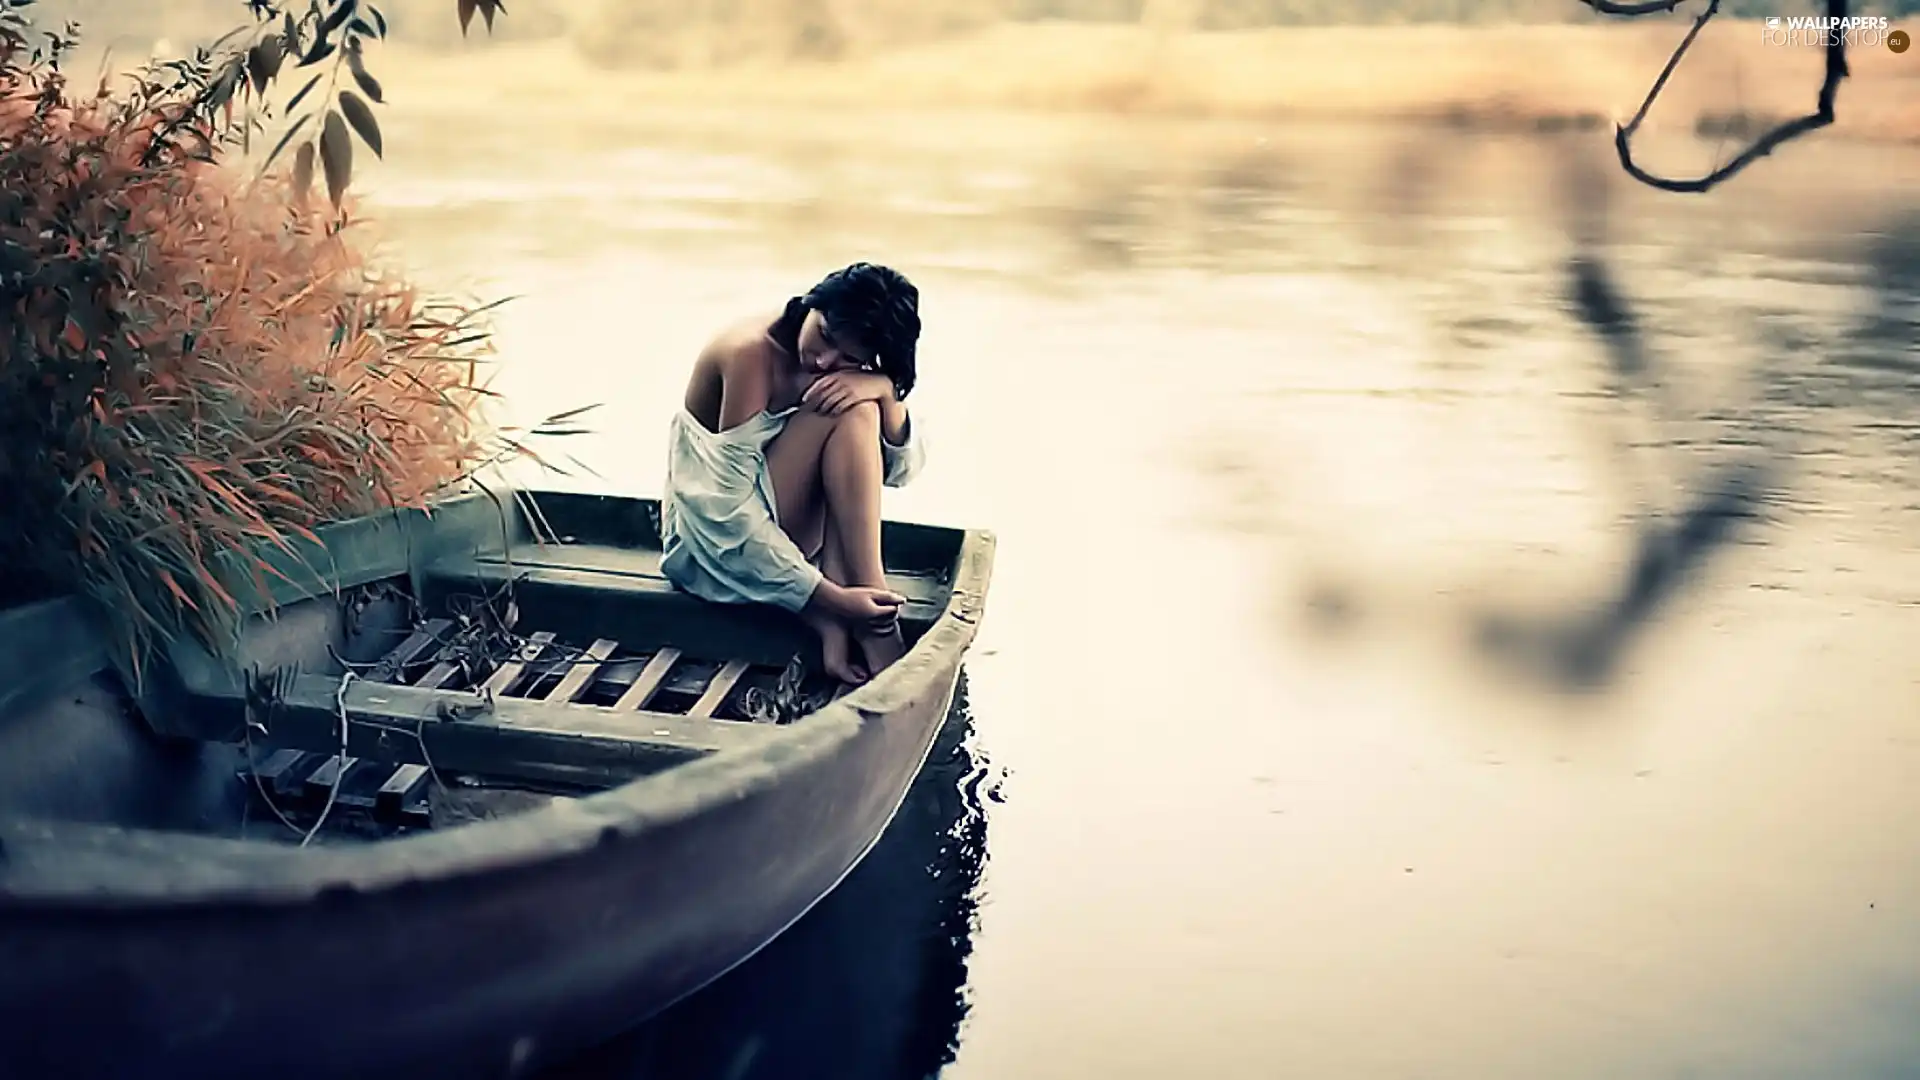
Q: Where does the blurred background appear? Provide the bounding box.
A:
[31,1,1920,1077]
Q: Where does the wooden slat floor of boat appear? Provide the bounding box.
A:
[431,634,779,724]
[613,647,680,713]
[240,748,434,830]
[237,616,837,827]
[547,637,617,703]
[444,543,947,620]
[415,648,467,690]
[481,631,558,697]
[356,621,804,722]
[367,619,452,683]
[690,659,750,719]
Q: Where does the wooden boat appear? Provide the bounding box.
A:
[568,684,991,1078]
[0,488,994,1080]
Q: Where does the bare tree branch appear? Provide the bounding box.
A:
[1613,0,1720,138]
[1580,0,1686,14]
[1580,0,1853,194]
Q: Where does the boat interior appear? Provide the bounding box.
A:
[0,490,971,847]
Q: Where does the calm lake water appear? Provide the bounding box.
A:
[353,89,1920,1080]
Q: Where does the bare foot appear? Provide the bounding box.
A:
[805,613,868,686]
[856,624,907,680]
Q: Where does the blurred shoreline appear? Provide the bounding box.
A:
[64,17,1920,144]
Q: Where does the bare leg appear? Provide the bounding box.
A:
[766,407,862,684]
[765,402,903,682]
[806,582,862,685]
[817,404,907,676]
[818,512,903,679]
[765,411,835,557]
[793,514,857,684]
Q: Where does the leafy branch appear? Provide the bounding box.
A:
[0,0,547,679]
[130,1,507,212]
[1578,0,1854,193]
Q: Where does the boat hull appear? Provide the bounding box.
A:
[0,659,960,1078]
[0,490,993,1078]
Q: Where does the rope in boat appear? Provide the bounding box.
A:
[295,670,356,848]
[233,550,834,839]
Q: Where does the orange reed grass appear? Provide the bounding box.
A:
[0,15,499,682]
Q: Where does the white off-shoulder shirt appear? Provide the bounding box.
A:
[657,405,925,613]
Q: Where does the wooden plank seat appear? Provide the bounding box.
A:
[418,544,947,668]
[455,543,948,613]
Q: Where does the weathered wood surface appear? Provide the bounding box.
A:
[611,647,681,713]
[216,493,508,614]
[547,638,617,704]
[690,659,750,719]
[480,631,557,697]
[214,611,814,797]
[597,652,758,699]
[367,619,453,683]
[230,674,782,788]
[376,764,432,818]
[0,598,112,719]
[249,751,432,828]
[421,553,942,668]
[467,543,947,608]
[0,505,994,1080]
[251,748,308,795]
[414,654,466,690]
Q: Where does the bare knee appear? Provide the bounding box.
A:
[826,400,881,446]
[822,405,883,484]
[774,401,877,453]
[773,406,840,445]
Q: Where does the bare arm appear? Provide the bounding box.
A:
[878,396,926,488]
[879,397,911,448]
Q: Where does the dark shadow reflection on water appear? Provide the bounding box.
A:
[1854,208,1920,364]
[1274,120,1920,696]
[1467,243,1783,692]
[540,680,993,1080]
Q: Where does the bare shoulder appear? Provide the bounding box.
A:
[698,314,781,375]
[686,312,781,429]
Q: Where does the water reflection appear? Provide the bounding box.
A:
[1479,202,1919,692]
[1852,209,1920,364]
[542,685,995,1080]
[1459,245,1776,691]
[339,69,1920,1078]
[1213,115,1920,699]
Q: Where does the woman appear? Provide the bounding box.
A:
[659,263,927,686]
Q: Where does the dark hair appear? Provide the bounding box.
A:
[769,262,922,400]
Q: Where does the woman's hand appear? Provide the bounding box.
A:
[802,371,893,415]
[832,584,906,633]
